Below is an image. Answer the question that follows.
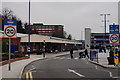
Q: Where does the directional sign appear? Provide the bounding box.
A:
[109,25,119,34]
[4,19,17,38]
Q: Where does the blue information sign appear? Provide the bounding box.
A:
[4,19,16,26]
[109,25,119,34]
[4,19,17,38]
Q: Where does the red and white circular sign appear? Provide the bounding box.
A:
[110,34,119,43]
[4,26,16,37]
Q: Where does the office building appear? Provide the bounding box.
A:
[31,23,64,36]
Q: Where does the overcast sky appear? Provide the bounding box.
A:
[1,0,119,40]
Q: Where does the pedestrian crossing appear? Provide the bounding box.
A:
[53,57,80,60]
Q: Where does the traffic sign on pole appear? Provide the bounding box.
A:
[4,19,17,38]
[109,24,119,66]
[109,24,119,44]
[4,19,17,71]
[109,34,119,44]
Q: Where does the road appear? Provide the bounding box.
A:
[22,52,119,80]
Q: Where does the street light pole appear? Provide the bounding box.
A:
[28,0,31,56]
[100,14,110,45]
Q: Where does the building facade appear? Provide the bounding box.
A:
[91,33,120,49]
[31,23,64,36]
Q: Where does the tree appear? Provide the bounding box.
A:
[17,19,23,33]
[68,34,72,40]
[63,31,67,39]
[2,8,16,31]
[2,8,15,19]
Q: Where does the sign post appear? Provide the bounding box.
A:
[109,24,119,66]
[4,19,17,71]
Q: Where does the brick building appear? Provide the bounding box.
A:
[31,23,64,36]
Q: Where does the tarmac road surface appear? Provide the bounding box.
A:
[22,52,120,80]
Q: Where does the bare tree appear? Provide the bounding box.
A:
[2,8,14,19]
[68,34,72,40]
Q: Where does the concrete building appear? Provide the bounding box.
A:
[31,23,64,36]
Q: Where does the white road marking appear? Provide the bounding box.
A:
[74,57,79,59]
[28,65,36,72]
[60,57,65,59]
[68,69,85,77]
[95,66,98,69]
[112,77,120,78]
[54,57,60,59]
[94,65,113,78]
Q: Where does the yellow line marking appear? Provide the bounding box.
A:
[29,72,33,80]
[26,72,29,80]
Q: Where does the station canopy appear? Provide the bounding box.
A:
[20,34,82,45]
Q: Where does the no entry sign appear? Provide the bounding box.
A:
[4,19,17,38]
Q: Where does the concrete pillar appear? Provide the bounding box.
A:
[85,28,91,54]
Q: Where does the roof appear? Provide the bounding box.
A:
[91,33,109,34]
[20,34,82,44]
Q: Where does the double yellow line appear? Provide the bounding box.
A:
[26,72,33,80]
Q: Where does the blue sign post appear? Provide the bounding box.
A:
[109,24,119,66]
[4,19,17,38]
[4,19,17,71]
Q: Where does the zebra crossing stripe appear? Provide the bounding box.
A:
[74,58,79,59]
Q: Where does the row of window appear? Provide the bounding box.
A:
[32,26,62,28]
[32,28,54,30]
[32,26,63,30]
[38,31,54,33]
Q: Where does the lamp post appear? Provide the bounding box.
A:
[100,14,110,45]
[28,0,31,56]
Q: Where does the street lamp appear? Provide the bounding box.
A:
[100,14,110,45]
[28,0,31,56]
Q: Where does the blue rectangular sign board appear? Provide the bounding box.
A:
[4,19,16,26]
[109,25,119,34]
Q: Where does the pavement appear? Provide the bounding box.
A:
[88,49,120,68]
[0,50,79,79]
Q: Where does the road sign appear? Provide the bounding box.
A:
[4,19,17,38]
[109,34,119,43]
[109,24,119,44]
[109,24,119,65]
[109,25,119,34]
